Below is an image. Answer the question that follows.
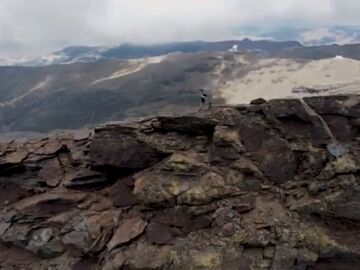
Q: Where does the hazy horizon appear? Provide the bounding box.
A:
[1,0,360,58]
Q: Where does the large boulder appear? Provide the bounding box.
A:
[89,125,167,172]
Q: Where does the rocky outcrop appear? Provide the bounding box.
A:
[0,95,360,269]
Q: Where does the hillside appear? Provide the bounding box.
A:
[220,57,360,104]
[280,43,360,60]
[1,51,360,134]
[0,95,360,269]
[0,52,233,132]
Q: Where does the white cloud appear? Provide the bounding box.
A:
[0,0,360,57]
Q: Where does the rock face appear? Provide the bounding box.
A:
[0,95,360,270]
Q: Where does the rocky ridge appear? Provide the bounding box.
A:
[0,95,360,269]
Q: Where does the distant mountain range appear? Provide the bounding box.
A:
[257,25,360,45]
[3,39,302,66]
[1,25,359,66]
[22,39,360,66]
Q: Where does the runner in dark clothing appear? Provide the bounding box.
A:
[199,89,211,111]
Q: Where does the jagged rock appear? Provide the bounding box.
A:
[1,96,360,269]
[71,257,98,270]
[265,99,313,121]
[232,194,256,213]
[0,242,39,269]
[27,228,53,252]
[239,118,297,184]
[37,239,65,259]
[153,116,218,135]
[324,115,353,142]
[153,207,192,228]
[0,146,28,174]
[107,218,147,250]
[296,183,360,221]
[250,98,267,105]
[101,253,125,270]
[210,125,245,164]
[304,95,360,117]
[177,171,244,205]
[133,153,208,205]
[123,240,171,269]
[37,158,64,187]
[31,139,66,156]
[221,222,236,237]
[271,244,317,270]
[90,125,167,171]
[161,152,205,174]
[110,177,140,207]
[146,222,174,245]
[61,212,115,254]
[319,154,359,179]
[137,131,210,154]
[63,168,108,190]
[26,227,65,259]
[9,192,88,223]
[0,147,28,165]
[0,177,34,207]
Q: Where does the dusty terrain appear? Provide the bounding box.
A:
[219,57,360,104]
[0,95,360,269]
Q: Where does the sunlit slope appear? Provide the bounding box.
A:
[220,57,360,104]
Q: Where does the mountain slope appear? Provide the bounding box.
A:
[259,25,360,45]
[279,43,360,60]
[0,52,235,132]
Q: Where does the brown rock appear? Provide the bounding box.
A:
[239,117,296,184]
[146,223,174,245]
[11,192,88,223]
[210,126,244,164]
[63,168,108,190]
[323,115,353,142]
[90,125,167,171]
[0,178,33,207]
[154,116,218,136]
[37,158,64,187]
[233,194,256,213]
[124,241,171,269]
[107,218,147,250]
[304,95,360,117]
[250,98,267,105]
[177,172,244,205]
[102,253,125,270]
[0,146,28,175]
[153,207,192,228]
[33,139,65,155]
[111,177,140,207]
[222,222,236,237]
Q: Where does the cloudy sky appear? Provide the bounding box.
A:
[1,0,360,58]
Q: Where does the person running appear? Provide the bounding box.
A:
[199,89,210,111]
